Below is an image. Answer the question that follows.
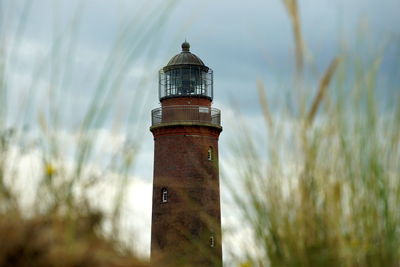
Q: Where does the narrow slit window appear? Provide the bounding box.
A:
[161,188,168,203]
[207,147,213,161]
[210,235,215,247]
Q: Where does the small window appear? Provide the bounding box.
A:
[207,147,213,161]
[161,188,168,203]
[210,235,215,247]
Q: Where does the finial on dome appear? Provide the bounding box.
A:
[182,41,190,52]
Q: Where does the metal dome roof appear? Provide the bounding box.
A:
[164,42,208,71]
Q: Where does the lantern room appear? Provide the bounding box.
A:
[159,42,213,101]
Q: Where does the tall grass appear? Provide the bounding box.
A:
[0,1,177,265]
[229,0,400,266]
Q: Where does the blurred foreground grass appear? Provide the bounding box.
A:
[229,1,400,266]
[0,1,177,266]
[0,210,149,266]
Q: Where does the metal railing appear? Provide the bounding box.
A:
[151,105,221,127]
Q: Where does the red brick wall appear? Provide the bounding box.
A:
[150,124,222,266]
[161,97,212,107]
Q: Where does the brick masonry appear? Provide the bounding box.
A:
[161,97,212,107]
[150,97,222,266]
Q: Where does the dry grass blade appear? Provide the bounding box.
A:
[282,0,304,75]
[306,57,341,125]
[257,79,273,128]
[0,1,180,265]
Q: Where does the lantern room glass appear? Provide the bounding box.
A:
[159,66,213,100]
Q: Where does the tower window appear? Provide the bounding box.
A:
[207,147,213,161]
[161,188,168,203]
[210,235,215,247]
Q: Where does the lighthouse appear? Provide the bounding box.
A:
[150,42,222,266]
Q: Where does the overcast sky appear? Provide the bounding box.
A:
[3,0,400,261]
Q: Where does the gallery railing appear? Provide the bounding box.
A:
[151,105,221,127]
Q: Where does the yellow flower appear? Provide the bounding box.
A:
[45,163,56,176]
[239,261,252,267]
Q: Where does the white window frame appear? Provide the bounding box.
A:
[210,235,215,247]
[162,188,168,203]
[207,147,213,161]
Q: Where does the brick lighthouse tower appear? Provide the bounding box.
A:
[150,42,222,266]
